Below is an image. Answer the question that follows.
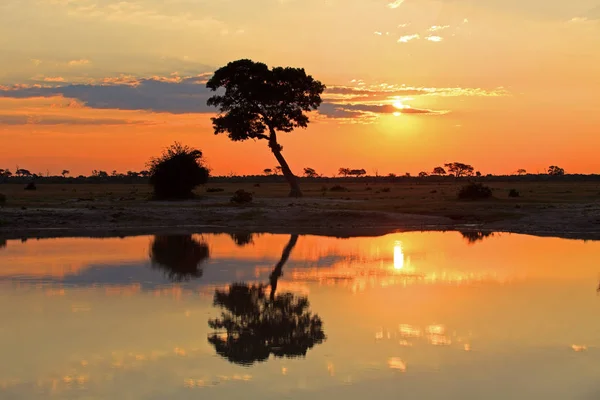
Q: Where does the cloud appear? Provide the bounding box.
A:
[387,0,404,9]
[68,59,91,67]
[325,85,509,99]
[319,103,446,121]
[429,25,450,32]
[398,34,420,43]
[0,114,148,126]
[0,76,216,114]
[43,77,66,82]
[425,35,443,42]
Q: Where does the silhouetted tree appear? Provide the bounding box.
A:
[475,171,482,177]
[432,166,446,176]
[338,167,351,177]
[460,231,494,244]
[139,170,150,178]
[0,238,6,250]
[207,59,325,197]
[548,165,565,176]
[0,169,12,178]
[263,168,273,176]
[126,171,139,178]
[303,167,318,178]
[148,142,209,199]
[418,171,429,178]
[208,234,325,365]
[349,169,367,177]
[229,232,255,247]
[149,235,210,281]
[16,168,31,177]
[388,173,397,178]
[61,169,69,177]
[517,169,527,176]
[444,162,474,177]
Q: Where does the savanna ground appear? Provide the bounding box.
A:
[1,179,600,240]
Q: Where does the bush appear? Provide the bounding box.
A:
[458,183,492,200]
[508,189,520,198]
[24,182,36,191]
[0,193,5,205]
[148,142,209,200]
[206,188,225,193]
[231,189,253,204]
[330,185,349,192]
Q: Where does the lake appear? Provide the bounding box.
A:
[1,232,599,399]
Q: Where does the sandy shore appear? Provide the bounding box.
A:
[1,196,600,241]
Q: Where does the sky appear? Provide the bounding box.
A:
[1,0,599,176]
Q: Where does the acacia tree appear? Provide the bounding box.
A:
[432,166,446,176]
[61,169,69,177]
[548,165,565,176]
[303,167,318,178]
[516,169,527,176]
[444,162,474,177]
[207,59,325,197]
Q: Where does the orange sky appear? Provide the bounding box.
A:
[1,0,599,176]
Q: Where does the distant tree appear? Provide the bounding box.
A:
[303,167,318,178]
[475,171,482,177]
[126,171,139,178]
[444,162,474,177]
[349,169,367,177]
[16,168,31,177]
[207,59,325,197]
[338,168,351,177]
[432,166,446,176]
[548,165,565,176]
[405,172,411,177]
[517,169,527,176]
[418,171,429,178]
[61,169,70,177]
[263,168,273,176]
[274,166,282,175]
[388,173,397,178]
[111,170,118,177]
[139,170,150,178]
[148,142,210,199]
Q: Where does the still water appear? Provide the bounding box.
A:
[1,232,600,399]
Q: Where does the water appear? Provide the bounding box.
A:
[1,232,600,399]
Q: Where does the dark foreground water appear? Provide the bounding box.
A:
[1,232,600,399]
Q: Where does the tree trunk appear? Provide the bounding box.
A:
[269,234,299,301]
[268,128,302,197]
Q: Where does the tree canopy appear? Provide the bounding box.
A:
[206,59,325,197]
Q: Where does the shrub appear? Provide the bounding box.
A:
[0,193,5,205]
[148,142,209,200]
[330,185,349,192]
[458,183,492,200]
[206,188,225,193]
[24,182,36,191]
[508,189,520,198]
[231,189,253,204]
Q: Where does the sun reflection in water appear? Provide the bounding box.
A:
[393,241,404,270]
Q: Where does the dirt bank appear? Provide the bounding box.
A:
[1,196,600,241]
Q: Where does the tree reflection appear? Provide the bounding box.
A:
[0,238,6,250]
[460,231,494,244]
[149,235,209,281]
[208,234,326,366]
[229,232,255,247]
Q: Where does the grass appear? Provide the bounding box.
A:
[1,180,599,223]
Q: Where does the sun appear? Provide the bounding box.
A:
[393,100,406,109]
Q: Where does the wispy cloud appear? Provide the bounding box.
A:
[43,76,66,82]
[398,34,420,43]
[68,59,91,67]
[319,102,447,123]
[0,114,148,126]
[429,25,450,32]
[425,35,443,42]
[387,0,405,9]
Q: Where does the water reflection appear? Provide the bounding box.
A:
[0,238,5,250]
[208,235,326,365]
[229,232,256,247]
[149,235,209,282]
[393,241,404,270]
[460,231,495,244]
